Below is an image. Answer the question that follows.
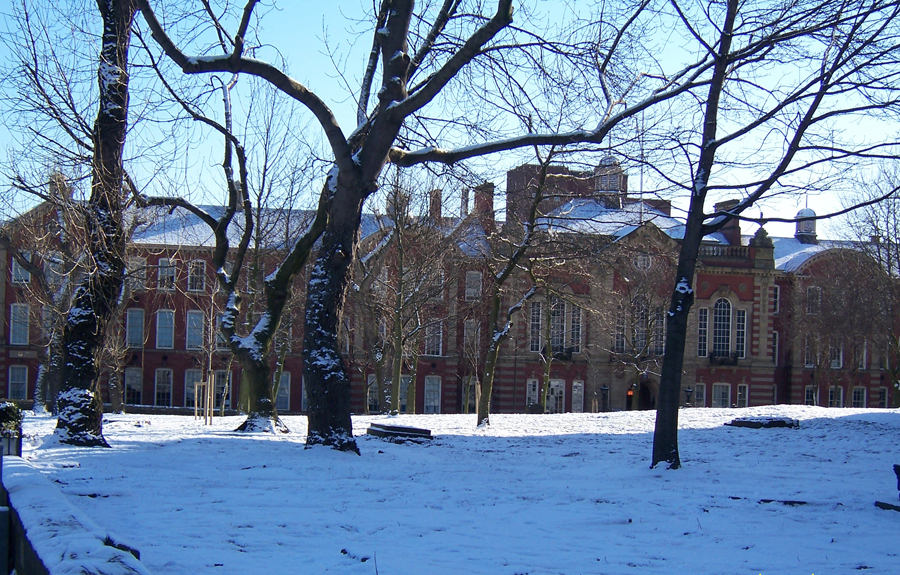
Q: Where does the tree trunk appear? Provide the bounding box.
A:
[476,285,504,426]
[56,0,136,447]
[303,178,366,453]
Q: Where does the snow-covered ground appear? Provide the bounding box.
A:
[17,406,900,574]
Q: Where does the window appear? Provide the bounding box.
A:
[124,368,142,404]
[858,341,867,370]
[736,383,748,408]
[465,271,482,301]
[697,308,708,357]
[571,381,584,413]
[126,257,146,292]
[216,314,230,350]
[44,251,63,290]
[614,309,626,354]
[712,383,730,408]
[772,285,780,314]
[771,384,778,405]
[633,254,652,271]
[829,342,843,369]
[633,299,648,351]
[10,303,29,346]
[805,385,818,406]
[301,376,307,412]
[464,320,480,351]
[398,375,412,413]
[156,310,174,349]
[424,321,442,356]
[694,383,706,407]
[276,372,290,412]
[187,260,205,291]
[547,379,565,413]
[735,309,747,359]
[530,302,542,353]
[186,310,204,350]
[463,376,477,413]
[806,286,822,315]
[157,257,175,290]
[828,385,843,408]
[851,387,866,408]
[878,387,888,408]
[367,374,380,413]
[185,369,202,407]
[125,309,144,348]
[214,370,232,409]
[526,378,539,406]
[550,298,566,353]
[154,369,172,406]
[570,305,582,354]
[8,366,27,400]
[712,299,731,357]
[11,252,31,284]
[341,318,352,354]
[651,307,665,356]
[772,331,779,366]
[424,375,441,414]
[804,336,815,368]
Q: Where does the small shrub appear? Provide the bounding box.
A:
[0,402,23,434]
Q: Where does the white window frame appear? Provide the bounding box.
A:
[858,341,867,370]
[465,270,482,301]
[806,286,822,315]
[712,299,731,357]
[156,309,175,349]
[878,387,888,408]
[851,386,866,408]
[187,260,206,292]
[829,342,843,369]
[367,373,380,413]
[424,375,441,414]
[157,257,176,291]
[530,301,542,353]
[570,305,582,354]
[186,310,204,350]
[464,319,480,351]
[712,383,731,408]
[547,379,565,414]
[571,381,584,413]
[11,252,31,284]
[804,385,818,406]
[124,368,142,405]
[399,374,412,413]
[214,370,232,409]
[735,309,747,359]
[10,303,29,346]
[772,285,780,314]
[697,308,708,357]
[804,336,815,368]
[694,383,706,407]
[828,385,844,408]
[736,383,749,408]
[424,321,442,356]
[651,307,665,356]
[276,372,290,412]
[8,365,27,400]
[125,308,144,349]
[154,368,173,407]
[126,257,146,292]
[526,378,539,406]
[44,251,63,290]
[184,369,202,407]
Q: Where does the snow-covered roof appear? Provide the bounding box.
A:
[131,205,383,250]
[766,236,858,272]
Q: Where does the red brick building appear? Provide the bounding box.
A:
[1,162,894,413]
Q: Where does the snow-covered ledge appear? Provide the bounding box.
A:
[1,456,151,575]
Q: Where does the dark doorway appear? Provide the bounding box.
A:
[638,382,655,410]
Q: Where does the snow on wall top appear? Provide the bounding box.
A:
[2,455,152,575]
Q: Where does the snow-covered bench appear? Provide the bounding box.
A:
[1,456,151,575]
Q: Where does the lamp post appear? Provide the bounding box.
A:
[600,385,609,412]
[684,387,693,407]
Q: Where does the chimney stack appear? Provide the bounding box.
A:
[461,188,469,218]
[713,199,742,246]
[473,182,495,231]
[429,189,442,222]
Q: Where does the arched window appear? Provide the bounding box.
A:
[712,298,731,356]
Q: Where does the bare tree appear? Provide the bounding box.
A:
[651,0,900,468]
[137,0,733,450]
